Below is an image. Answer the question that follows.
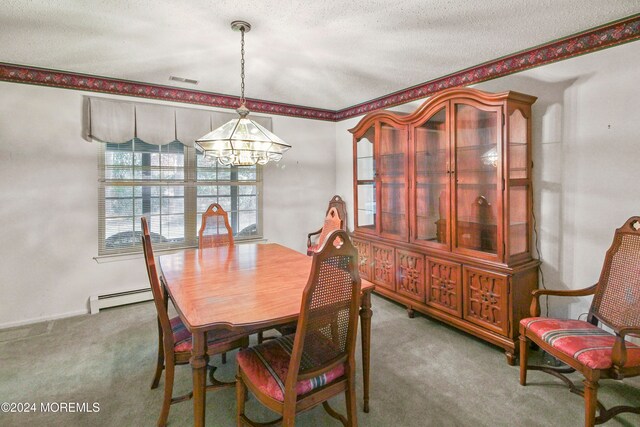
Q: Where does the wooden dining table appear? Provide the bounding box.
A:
[158,242,375,427]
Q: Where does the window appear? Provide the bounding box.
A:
[98,138,262,255]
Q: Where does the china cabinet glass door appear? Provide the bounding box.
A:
[378,121,408,240]
[452,102,502,258]
[507,108,530,258]
[412,106,449,249]
[355,126,376,232]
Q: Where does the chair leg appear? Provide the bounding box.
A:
[222,352,227,364]
[151,323,164,389]
[583,379,598,427]
[157,356,174,427]
[345,375,358,427]
[282,400,296,427]
[257,331,264,344]
[236,370,247,427]
[519,334,529,386]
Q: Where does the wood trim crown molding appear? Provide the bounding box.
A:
[0,14,638,122]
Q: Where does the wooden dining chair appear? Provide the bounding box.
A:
[519,216,640,427]
[142,217,249,427]
[198,202,236,362]
[236,229,362,426]
[199,203,234,249]
[307,195,347,256]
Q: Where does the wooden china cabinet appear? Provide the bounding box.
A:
[350,87,538,364]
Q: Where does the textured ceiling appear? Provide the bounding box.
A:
[1,1,639,110]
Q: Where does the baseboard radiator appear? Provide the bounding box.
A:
[89,288,153,314]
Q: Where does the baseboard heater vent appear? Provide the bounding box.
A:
[89,288,153,314]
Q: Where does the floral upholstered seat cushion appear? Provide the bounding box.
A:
[170,316,240,353]
[521,318,640,370]
[236,334,345,402]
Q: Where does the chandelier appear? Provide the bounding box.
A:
[196,21,291,166]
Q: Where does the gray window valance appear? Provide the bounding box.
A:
[84,97,272,146]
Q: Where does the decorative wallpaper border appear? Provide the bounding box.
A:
[335,14,640,120]
[0,64,336,121]
[1,14,639,122]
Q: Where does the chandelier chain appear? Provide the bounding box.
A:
[240,27,245,105]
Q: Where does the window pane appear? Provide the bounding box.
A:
[161,214,185,241]
[238,211,257,236]
[239,185,256,195]
[101,139,262,255]
[197,186,217,196]
[238,195,256,210]
[103,184,186,251]
[104,217,135,249]
[217,169,231,180]
[105,198,134,217]
[217,197,232,211]
[197,197,218,212]
[237,166,257,181]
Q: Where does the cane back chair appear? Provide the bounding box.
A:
[236,229,362,426]
[142,217,248,426]
[307,195,347,256]
[198,203,236,362]
[519,216,640,426]
[199,203,234,249]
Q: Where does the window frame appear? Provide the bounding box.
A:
[97,141,263,256]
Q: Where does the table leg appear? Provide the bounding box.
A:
[190,331,207,427]
[359,290,372,413]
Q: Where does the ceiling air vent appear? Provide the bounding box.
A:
[169,75,199,85]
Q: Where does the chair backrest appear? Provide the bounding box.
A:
[199,203,234,249]
[315,207,343,250]
[141,216,174,348]
[589,216,640,331]
[326,195,347,232]
[285,230,361,388]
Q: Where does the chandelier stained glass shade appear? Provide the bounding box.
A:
[196,104,291,166]
[196,20,291,166]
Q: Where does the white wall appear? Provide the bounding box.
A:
[335,41,640,319]
[0,83,335,327]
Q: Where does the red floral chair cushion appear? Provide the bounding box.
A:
[236,334,345,402]
[170,316,239,353]
[521,318,640,369]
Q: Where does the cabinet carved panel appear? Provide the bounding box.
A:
[395,250,425,302]
[426,259,462,317]
[352,238,371,280]
[372,244,395,290]
[463,268,509,335]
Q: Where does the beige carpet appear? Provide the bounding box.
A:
[0,295,638,426]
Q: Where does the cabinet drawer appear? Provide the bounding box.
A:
[371,243,395,291]
[426,258,462,317]
[352,238,371,280]
[395,249,425,302]
[463,267,509,335]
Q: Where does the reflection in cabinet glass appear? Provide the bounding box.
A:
[454,104,500,255]
[415,107,448,246]
[379,124,408,240]
[356,127,376,230]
